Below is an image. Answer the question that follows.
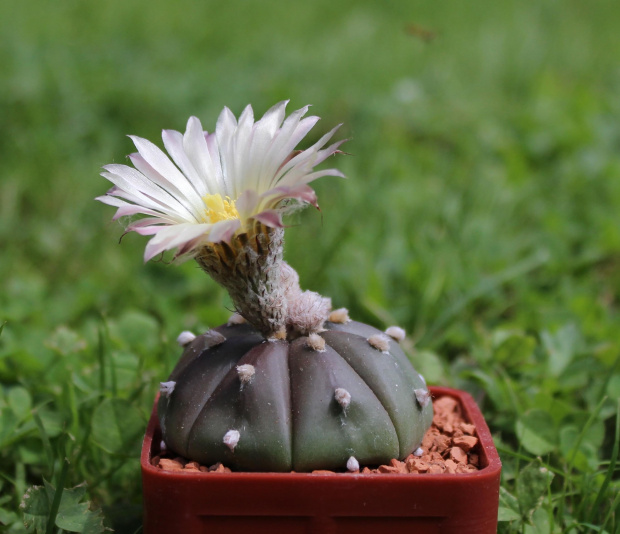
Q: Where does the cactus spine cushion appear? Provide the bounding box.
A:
[158,320,433,472]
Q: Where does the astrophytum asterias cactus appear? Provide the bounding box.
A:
[159,316,433,472]
[98,102,433,471]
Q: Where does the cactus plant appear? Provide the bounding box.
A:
[158,317,432,472]
[98,101,433,472]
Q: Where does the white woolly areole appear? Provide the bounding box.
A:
[346,456,360,472]
[368,334,391,353]
[385,326,406,342]
[204,329,226,348]
[176,330,196,346]
[334,387,351,410]
[306,333,326,352]
[413,447,424,457]
[329,308,351,324]
[287,290,331,336]
[280,261,332,337]
[280,261,301,297]
[227,313,246,326]
[236,364,256,384]
[159,381,176,398]
[223,429,240,452]
[414,388,431,408]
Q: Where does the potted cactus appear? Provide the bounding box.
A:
[98,102,501,533]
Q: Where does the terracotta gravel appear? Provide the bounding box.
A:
[153,395,480,474]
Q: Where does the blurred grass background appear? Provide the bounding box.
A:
[1,0,619,532]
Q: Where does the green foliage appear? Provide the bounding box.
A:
[516,410,557,457]
[1,0,619,532]
[22,479,106,534]
[498,461,556,530]
[91,399,144,456]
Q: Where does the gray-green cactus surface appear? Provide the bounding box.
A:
[158,320,433,472]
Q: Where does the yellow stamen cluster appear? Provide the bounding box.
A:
[203,194,240,224]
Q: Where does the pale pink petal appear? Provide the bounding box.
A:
[215,107,238,146]
[247,101,293,183]
[161,130,209,197]
[256,100,288,138]
[174,235,206,259]
[183,117,225,196]
[96,194,142,210]
[102,165,196,220]
[100,185,148,206]
[111,204,167,220]
[261,109,314,167]
[129,136,198,205]
[207,219,241,243]
[271,115,319,162]
[204,132,223,187]
[278,168,345,189]
[100,173,177,219]
[278,125,343,175]
[235,189,259,219]
[313,137,347,166]
[238,104,254,126]
[256,115,320,192]
[229,106,256,196]
[252,210,284,228]
[270,127,345,188]
[128,151,204,214]
[259,184,318,209]
[127,218,168,235]
[144,223,212,262]
[215,107,238,195]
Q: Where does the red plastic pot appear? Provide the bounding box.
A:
[141,386,501,534]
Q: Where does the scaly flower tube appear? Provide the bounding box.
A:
[97,101,344,262]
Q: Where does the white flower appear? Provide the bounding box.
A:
[97,101,344,261]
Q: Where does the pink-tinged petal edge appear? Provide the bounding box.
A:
[208,219,241,243]
[127,218,168,236]
[143,224,212,262]
[235,189,259,216]
[261,184,319,209]
[251,210,284,228]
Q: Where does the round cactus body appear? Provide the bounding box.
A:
[158,320,433,472]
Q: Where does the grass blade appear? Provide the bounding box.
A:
[32,410,55,478]
[45,458,69,534]
[422,250,549,345]
[97,325,106,395]
[587,398,620,525]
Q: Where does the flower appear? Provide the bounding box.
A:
[97,101,344,261]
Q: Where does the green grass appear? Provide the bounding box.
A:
[1,0,619,532]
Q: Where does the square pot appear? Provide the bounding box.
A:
[141,386,501,534]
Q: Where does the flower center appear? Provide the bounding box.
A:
[203,194,240,224]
